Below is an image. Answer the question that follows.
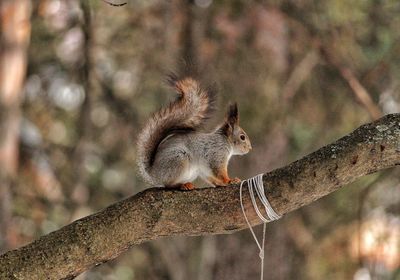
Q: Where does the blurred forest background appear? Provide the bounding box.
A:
[1,0,400,279]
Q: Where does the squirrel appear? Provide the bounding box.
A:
[136,75,252,190]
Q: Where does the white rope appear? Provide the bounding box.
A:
[239,174,281,280]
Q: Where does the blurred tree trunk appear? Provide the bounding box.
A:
[179,0,196,67]
[0,0,31,252]
[70,0,93,207]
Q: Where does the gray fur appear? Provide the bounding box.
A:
[150,132,231,185]
[148,118,251,186]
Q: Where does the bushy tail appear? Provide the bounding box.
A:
[136,76,216,184]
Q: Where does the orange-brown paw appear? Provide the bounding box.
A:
[180,182,195,191]
[229,177,241,184]
[212,178,240,187]
[207,178,227,187]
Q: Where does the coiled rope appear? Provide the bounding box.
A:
[239,174,281,280]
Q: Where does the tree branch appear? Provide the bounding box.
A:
[1,114,400,279]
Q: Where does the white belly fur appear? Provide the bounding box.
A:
[175,163,213,184]
[176,164,200,183]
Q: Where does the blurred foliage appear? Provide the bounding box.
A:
[1,0,400,279]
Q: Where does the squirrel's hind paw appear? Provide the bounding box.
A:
[179,182,196,191]
[165,182,195,190]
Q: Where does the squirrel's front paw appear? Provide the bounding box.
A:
[229,177,241,184]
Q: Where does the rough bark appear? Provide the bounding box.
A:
[1,114,400,279]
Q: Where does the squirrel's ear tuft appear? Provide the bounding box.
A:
[166,72,179,87]
[227,102,239,125]
[220,103,238,136]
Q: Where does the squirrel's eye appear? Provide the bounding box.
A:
[240,134,246,141]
